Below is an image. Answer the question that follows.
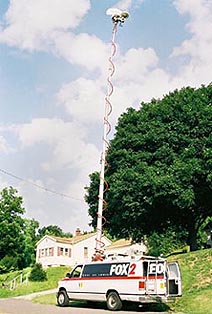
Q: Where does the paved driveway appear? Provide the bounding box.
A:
[0,298,170,314]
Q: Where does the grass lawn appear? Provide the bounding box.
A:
[33,293,56,305]
[33,293,89,308]
[168,248,212,314]
[0,266,69,298]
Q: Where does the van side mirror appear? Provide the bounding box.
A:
[66,273,71,278]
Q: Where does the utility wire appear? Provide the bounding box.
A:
[0,168,84,202]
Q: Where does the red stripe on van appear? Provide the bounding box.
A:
[62,275,164,281]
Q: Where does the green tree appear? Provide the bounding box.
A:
[37,225,73,240]
[147,227,188,256]
[0,187,25,272]
[23,218,40,267]
[86,85,212,251]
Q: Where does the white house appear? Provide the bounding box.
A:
[36,230,112,268]
[105,238,147,258]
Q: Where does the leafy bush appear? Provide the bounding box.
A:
[29,263,47,282]
[0,255,20,274]
[147,228,187,256]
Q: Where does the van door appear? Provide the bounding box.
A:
[67,265,83,299]
[167,262,182,296]
[145,261,166,296]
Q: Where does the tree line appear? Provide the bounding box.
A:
[0,186,73,273]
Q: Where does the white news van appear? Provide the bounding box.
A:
[57,255,182,311]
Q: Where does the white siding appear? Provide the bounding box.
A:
[36,236,73,268]
[36,235,111,268]
[71,235,111,265]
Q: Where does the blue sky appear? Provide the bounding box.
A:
[0,0,211,234]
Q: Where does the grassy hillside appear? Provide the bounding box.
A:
[168,248,212,314]
[0,266,69,298]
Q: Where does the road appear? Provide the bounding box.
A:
[0,298,170,314]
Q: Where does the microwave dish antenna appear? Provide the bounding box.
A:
[106,8,129,25]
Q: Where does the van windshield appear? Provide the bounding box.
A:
[71,265,83,278]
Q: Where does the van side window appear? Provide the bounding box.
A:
[71,265,83,278]
[82,264,111,278]
[143,262,148,276]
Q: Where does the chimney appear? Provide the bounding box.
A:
[75,228,81,236]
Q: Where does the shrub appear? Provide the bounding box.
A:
[0,255,20,274]
[29,263,47,282]
[147,228,187,256]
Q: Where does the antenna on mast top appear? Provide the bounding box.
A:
[106,8,129,25]
[93,9,129,262]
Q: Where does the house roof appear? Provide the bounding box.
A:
[36,232,112,246]
[36,232,97,246]
[105,238,132,250]
[53,233,97,244]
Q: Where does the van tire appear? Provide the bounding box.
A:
[107,291,122,311]
[57,290,69,307]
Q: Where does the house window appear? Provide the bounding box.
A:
[49,247,54,256]
[84,247,88,258]
[69,248,72,257]
[57,247,71,257]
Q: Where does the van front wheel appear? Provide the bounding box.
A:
[107,291,122,311]
[57,290,69,307]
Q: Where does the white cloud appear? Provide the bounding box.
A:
[114,0,144,10]
[52,31,108,71]
[58,78,105,123]
[171,0,212,86]
[0,134,16,154]
[56,45,170,127]
[0,0,108,72]
[42,136,100,173]
[0,135,9,153]
[17,118,100,173]
[0,0,90,50]
[18,118,85,146]
[115,0,132,10]
[115,48,159,83]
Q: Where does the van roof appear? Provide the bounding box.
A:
[75,255,165,266]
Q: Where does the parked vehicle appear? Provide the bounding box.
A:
[57,255,182,310]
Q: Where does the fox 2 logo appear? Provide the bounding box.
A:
[109,263,137,276]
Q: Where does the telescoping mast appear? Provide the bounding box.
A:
[56,11,182,310]
[94,8,129,260]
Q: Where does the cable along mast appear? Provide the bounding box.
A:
[94,9,129,260]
